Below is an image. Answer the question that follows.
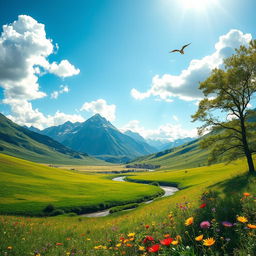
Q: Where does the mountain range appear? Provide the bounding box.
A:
[0,113,104,165]
[36,114,156,162]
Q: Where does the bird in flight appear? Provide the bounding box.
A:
[170,43,191,54]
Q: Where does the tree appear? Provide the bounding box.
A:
[192,40,256,174]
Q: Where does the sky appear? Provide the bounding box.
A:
[0,0,255,142]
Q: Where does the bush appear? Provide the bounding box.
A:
[50,209,65,216]
[150,181,160,187]
[43,204,55,213]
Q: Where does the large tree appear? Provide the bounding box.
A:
[192,40,256,174]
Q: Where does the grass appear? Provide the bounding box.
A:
[55,164,144,173]
[132,139,210,170]
[0,153,256,255]
[0,153,163,216]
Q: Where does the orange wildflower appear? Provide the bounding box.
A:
[203,238,215,246]
[195,235,204,241]
[243,192,250,197]
[247,224,256,229]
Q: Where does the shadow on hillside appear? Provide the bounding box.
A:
[208,173,251,195]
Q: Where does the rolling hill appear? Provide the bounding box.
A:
[0,113,105,165]
[131,138,210,170]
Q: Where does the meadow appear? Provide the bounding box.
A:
[0,154,162,216]
[1,153,256,255]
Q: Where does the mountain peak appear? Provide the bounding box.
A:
[86,114,109,124]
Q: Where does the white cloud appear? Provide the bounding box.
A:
[80,99,116,122]
[49,60,80,77]
[5,98,84,129]
[51,85,69,99]
[131,29,252,102]
[122,120,197,142]
[0,15,80,128]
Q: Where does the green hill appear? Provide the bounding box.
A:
[132,138,210,170]
[0,153,162,216]
[0,113,105,165]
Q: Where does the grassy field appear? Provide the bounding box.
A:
[1,153,256,255]
[56,164,149,173]
[0,153,163,216]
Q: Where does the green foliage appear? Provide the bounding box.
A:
[192,40,256,173]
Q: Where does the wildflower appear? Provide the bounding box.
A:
[203,238,215,247]
[138,246,145,251]
[143,236,154,243]
[126,243,133,247]
[164,234,170,238]
[200,221,211,229]
[176,235,182,241]
[237,216,248,223]
[171,240,178,245]
[147,244,160,253]
[185,217,194,226]
[145,225,150,229]
[199,203,207,208]
[7,246,12,250]
[128,232,135,237]
[247,224,256,229]
[116,243,122,247]
[56,243,63,246]
[195,235,203,241]
[160,238,173,246]
[222,221,233,227]
[243,192,250,197]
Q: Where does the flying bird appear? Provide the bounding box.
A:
[170,43,191,54]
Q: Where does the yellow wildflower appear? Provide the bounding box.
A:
[185,217,194,226]
[138,246,145,251]
[203,238,215,247]
[171,240,178,245]
[127,232,135,237]
[237,216,248,223]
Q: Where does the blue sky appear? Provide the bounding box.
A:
[0,0,255,141]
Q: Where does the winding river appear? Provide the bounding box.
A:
[82,176,179,217]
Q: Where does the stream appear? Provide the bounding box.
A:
[81,176,179,217]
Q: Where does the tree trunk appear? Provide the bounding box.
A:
[245,150,255,174]
[240,116,255,174]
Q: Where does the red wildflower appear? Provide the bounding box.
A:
[199,203,207,208]
[56,243,63,246]
[145,225,150,229]
[143,236,154,243]
[160,238,173,246]
[147,244,160,253]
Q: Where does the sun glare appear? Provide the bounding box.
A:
[181,0,217,11]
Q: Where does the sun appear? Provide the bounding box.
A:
[181,0,217,11]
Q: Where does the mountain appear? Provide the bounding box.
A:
[124,130,158,152]
[0,113,105,165]
[41,114,157,162]
[41,121,81,142]
[146,137,195,151]
[159,137,195,151]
